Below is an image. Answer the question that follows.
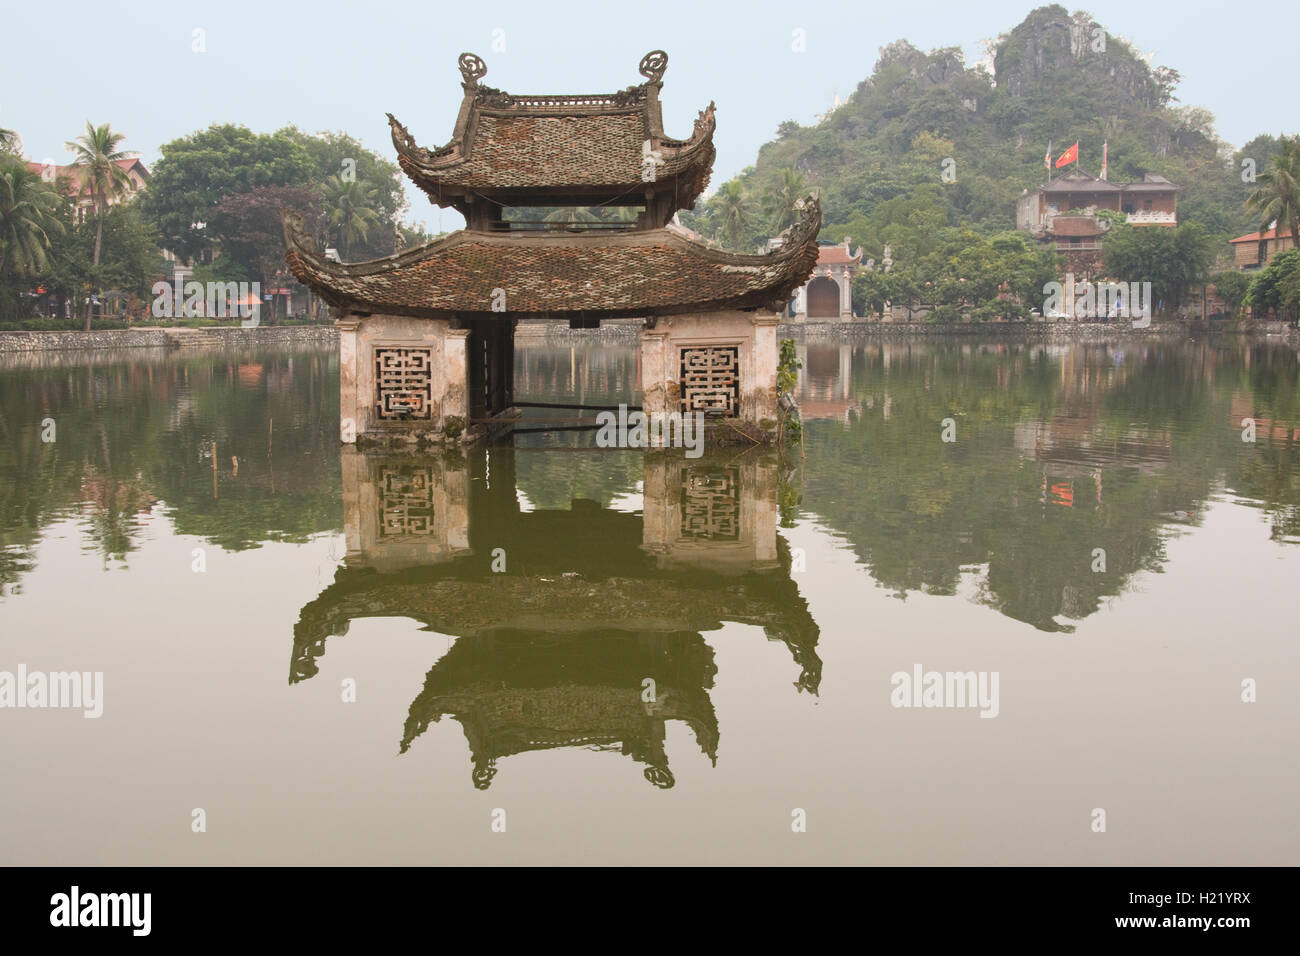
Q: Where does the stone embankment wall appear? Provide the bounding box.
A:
[780,320,1299,342]
[0,326,337,353]
[4,321,1295,352]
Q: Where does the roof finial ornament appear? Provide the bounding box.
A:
[458,53,487,85]
[639,50,668,83]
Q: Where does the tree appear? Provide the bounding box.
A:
[41,204,164,322]
[1246,135,1300,253]
[0,127,19,155]
[208,185,320,302]
[0,159,64,277]
[64,121,133,329]
[1102,222,1216,312]
[140,125,314,264]
[322,178,380,259]
[711,181,753,251]
[1209,271,1250,316]
[763,168,808,234]
[278,127,406,257]
[1244,249,1300,323]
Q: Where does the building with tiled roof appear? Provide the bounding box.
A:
[25,157,149,219]
[1017,169,1179,275]
[284,51,820,444]
[1229,225,1298,271]
[790,238,863,321]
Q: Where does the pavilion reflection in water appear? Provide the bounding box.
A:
[293,447,819,789]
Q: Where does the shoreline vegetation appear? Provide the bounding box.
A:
[2,318,1297,356]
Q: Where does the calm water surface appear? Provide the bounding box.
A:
[1,338,1297,864]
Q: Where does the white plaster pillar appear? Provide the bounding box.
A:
[750,313,780,423]
[639,325,671,417]
[336,315,361,443]
[442,327,470,424]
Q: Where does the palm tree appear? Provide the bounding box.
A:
[712,181,753,251]
[763,168,809,234]
[322,178,381,258]
[1247,136,1300,252]
[0,127,18,153]
[65,122,132,329]
[0,160,65,276]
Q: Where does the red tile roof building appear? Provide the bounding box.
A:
[25,157,149,217]
[1229,226,1298,270]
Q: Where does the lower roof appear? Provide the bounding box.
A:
[282,200,822,319]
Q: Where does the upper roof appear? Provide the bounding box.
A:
[387,51,716,212]
[1042,170,1178,194]
[282,196,822,319]
[1042,170,1121,193]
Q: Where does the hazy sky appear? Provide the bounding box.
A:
[3,0,1293,231]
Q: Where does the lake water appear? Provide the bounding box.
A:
[1,337,1297,865]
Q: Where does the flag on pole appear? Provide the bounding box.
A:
[1044,140,1052,171]
[1055,141,1079,168]
[1100,141,1108,180]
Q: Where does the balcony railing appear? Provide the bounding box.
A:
[1126,211,1176,224]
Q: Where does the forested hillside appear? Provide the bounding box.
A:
[685,4,1284,266]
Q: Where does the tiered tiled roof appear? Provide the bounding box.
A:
[282,197,822,319]
[388,51,715,213]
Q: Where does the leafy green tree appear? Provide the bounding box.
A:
[1245,249,1300,322]
[140,125,314,264]
[278,127,405,256]
[40,203,163,322]
[1210,270,1250,316]
[1102,222,1216,312]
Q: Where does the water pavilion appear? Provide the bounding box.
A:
[281,51,821,445]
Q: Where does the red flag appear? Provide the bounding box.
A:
[1055,141,1079,168]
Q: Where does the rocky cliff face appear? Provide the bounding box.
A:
[993,5,1161,110]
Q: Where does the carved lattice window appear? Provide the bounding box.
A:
[375,347,433,420]
[680,467,739,541]
[378,466,434,536]
[679,345,739,417]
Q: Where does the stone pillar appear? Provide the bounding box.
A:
[750,313,779,424]
[839,267,853,319]
[443,327,470,424]
[639,325,671,418]
[337,315,362,443]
